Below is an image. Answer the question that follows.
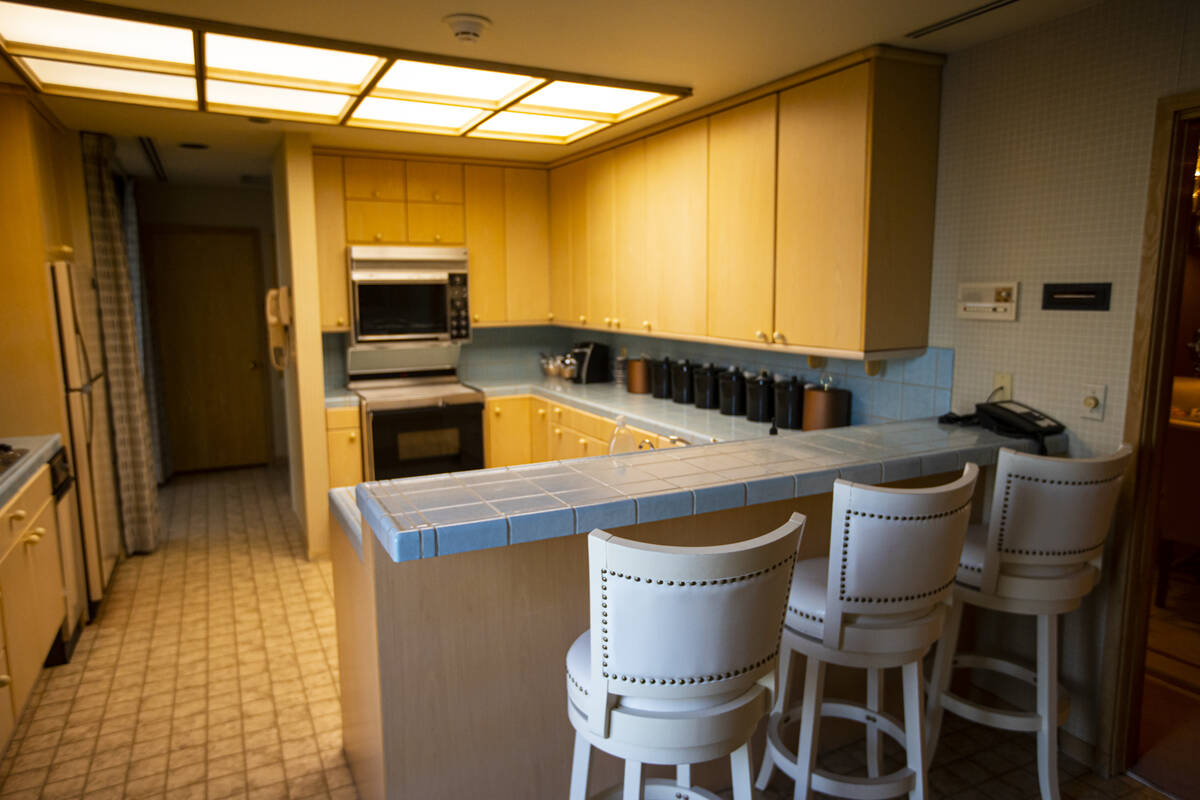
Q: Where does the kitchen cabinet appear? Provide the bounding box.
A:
[586,152,616,329]
[707,96,778,343]
[549,167,573,323]
[407,202,465,245]
[504,169,551,323]
[464,166,506,324]
[406,161,464,204]
[484,396,532,468]
[773,58,940,353]
[314,155,350,331]
[345,200,407,244]
[529,399,550,462]
[326,406,363,488]
[344,157,406,200]
[566,161,589,325]
[613,140,652,334]
[340,157,463,246]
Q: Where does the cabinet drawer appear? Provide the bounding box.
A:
[407,203,465,244]
[558,407,615,444]
[344,157,406,201]
[326,406,360,430]
[1,465,50,553]
[346,200,408,243]
[406,161,464,203]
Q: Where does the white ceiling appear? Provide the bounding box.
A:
[4,0,1099,183]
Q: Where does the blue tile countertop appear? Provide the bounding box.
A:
[325,387,359,409]
[329,486,362,560]
[358,420,1053,564]
[0,434,62,509]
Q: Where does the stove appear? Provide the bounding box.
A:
[0,443,30,477]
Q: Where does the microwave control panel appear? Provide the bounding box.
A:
[449,272,470,341]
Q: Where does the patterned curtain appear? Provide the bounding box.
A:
[81,133,160,554]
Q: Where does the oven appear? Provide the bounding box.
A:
[357,380,485,481]
[349,245,471,346]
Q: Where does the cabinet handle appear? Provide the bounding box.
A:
[24,527,45,545]
[8,510,26,524]
[348,432,357,442]
[554,428,562,436]
[547,312,555,321]
[772,331,785,344]
[578,438,587,446]
[0,675,10,688]
[603,317,611,325]
[473,314,480,322]
[336,317,346,326]
[553,407,561,415]
[374,233,383,241]
[537,409,546,417]
[372,190,380,199]
[612,318,620,328]
[642,320,651,330]
[434,234,442,242]
[578,315,587,324]
[755,330,767,341]
[493,406,502,416]
[433,191,441,202]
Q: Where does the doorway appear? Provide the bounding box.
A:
[141,225,273,473]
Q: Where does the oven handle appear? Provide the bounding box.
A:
[351,270,455,283]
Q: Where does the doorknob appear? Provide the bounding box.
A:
[755,330,767,341]
[772,331,785,344]
[250,360,261,370]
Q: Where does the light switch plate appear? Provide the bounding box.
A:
[1081,383,1107,421]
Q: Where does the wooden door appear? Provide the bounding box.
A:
[464,165,506,323]
[548,167,572,323]
[314,155,350,330]
[586,151,615,328]
[774,64,869,351]
[504,168,551,323]
[708,95,778,343]
[646,119,708,336]
[485,396,531,468]
[144,227,272,473]
[613,140,653,334]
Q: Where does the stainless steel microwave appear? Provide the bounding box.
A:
[348,246,471,346]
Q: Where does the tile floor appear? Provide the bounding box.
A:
[0,466,1174,800]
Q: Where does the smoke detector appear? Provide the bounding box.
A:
[443,13,491,44]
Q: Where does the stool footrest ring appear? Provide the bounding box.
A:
[939,653,1069,731]
[592,778,721,800]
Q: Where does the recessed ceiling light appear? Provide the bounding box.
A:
[373,59,543,109]
[204,33,383,93]
[18,57,197,106]
[348,96,489,134]
[206,79,353,121]
[468,111,608,144]
[513,80,676,122]
[0,1,193,71]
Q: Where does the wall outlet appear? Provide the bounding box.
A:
[1081,383,1107,421]
[992,372,1013,402]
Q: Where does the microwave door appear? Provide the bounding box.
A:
[354,281,450,342]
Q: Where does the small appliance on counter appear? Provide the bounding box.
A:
[694,364,721,409]
[651,357,673,399]
[774,376,805,429]
[671,359,695,404]
[626,357,650,394]
[803,375,851,430]
[719,367,746,416]
[570,341,611,384]
[746,371,776,423]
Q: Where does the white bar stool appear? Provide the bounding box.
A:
[565,513,806,800]
[756,465,979,800]
[925,444,1132,800]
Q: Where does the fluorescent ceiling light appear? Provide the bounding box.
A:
[374,59,543,108]
[206,79,352,120]
[205,33,383,92]
[19,57,197,105]
[0,1,192,69]
[469,111,607,144]
[513,80,675,121]
[349,97,488,133]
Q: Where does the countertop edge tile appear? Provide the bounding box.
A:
[328,488,362,561]
[0,434,63,509]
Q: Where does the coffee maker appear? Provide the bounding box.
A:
[570,342,612,384]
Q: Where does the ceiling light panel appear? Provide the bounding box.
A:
[206,79,353,122]
[204,33,383,92]
[373,59,543,109]
[468,111,608,144]
[513,80,677,122]
[18,56,197,107]
[348,97,488,134]
[0,1,193,71]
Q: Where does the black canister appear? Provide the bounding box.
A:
[774,376,805,429]
[693,363,721,409]
[671,359,695,404]
[650,357,673,399]
[746,371,776,423]
[718,367,746,416]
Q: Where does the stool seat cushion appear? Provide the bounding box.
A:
[957,524,987,587]
[784,558,829,639]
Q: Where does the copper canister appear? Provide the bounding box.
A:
[626,358,650,394]
[802,386,851,430]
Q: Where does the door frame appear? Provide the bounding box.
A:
[1097,90,1200,776]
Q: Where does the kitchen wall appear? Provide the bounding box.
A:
[928,0,1200,751]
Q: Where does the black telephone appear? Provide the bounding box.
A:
[940,400,1064,454]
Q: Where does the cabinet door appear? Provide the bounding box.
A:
[485,396,531,468]
[344,157,406,200]
[549,167,572,323]
[585,151,615,328]
[565,161,589,325]
[548,425,572,460]
[327,427,363,488]
[708,95,777,343]
[406,161,464,203]
[464,166,506,323]
[576,433,606,460]
[613,140,653,334]
[346,200,407,243]
[529,400,550,462]
[774,64,869,351]
[505,168,551,323]
[0,644,12,749]
[646,119,708,336]
[314,155,350,330]
[407,203,465,244]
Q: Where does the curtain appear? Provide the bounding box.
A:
[81,133,160,554]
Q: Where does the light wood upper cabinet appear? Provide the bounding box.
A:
[406,161,464,203]
[646,119,708,336]
[314,155,350,331]
[344,157,406,200]
[407,203,464,244]
[504,168,551,323]
[345,200,407,244]
[549,167,572,323]
[585,152,615,328]
[566,161,589,325]
[708,96,778,343]
[613,140,652,334]
[464,166,506,323]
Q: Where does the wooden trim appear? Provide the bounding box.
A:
[310,146,547,170]
[1098,89,1200,776]
[0,79,65,132]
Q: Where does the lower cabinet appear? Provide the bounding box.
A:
[484,396,531,468]
[326,406,364,488]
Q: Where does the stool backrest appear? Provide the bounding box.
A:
[978,444,1132,593]
[585,513,805,737]
[824,464,979,649]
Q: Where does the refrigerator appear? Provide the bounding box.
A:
[50,260,122,604]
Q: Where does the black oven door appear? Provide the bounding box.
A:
[355,281,449,342]
[367,403,484,480]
